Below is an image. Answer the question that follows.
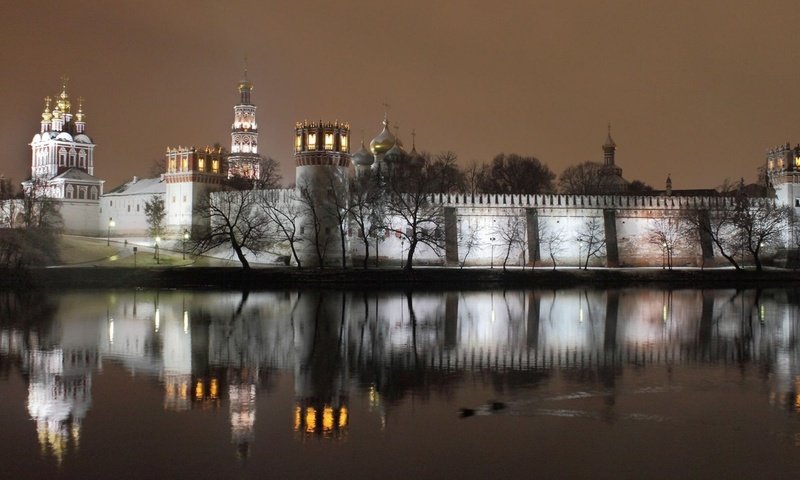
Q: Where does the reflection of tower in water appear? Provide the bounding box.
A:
[26,344,96,464]
[228,367,258,458]
[292,292,349,439]
[162,309,193,411]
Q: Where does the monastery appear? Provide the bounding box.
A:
[13,73,799,268]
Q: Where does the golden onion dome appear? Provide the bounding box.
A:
[369,116,396,155]
[41,97,52,122]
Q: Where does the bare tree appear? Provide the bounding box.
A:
[296,179,332,267]
[429,151,465,193]
[349,175,385,269]
[260,190,303,268]
[22,177,62,230]
[192,187,271,270]
[384,162,445,271]
[734,197,789,271]
[464,160,484,196]
[683,206,742,270]
[257,156,283,189]
[540,224,567,270]
[492,215,526,271]
[647,216,686,270]
[322,169,350,268]
[478,153,556,194]
[576,217,606,269]
[458,222,482,269]
[558,161,604,195]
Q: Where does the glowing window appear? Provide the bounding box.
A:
[198,158,205,171]
[795,156,800,168]
[307,133,317,149]
[169,158,176,172]
[324,133,334,150]
[181,157,189,171]
[212,159,219,173]
[295,135,302,152]
[340,134,348,152]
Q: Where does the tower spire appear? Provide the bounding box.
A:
[237,59,253,105]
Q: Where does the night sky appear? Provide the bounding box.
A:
[3,0,800,190]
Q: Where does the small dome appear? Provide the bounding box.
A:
[384,142,406,164]
[351,141,374,167]
[409,146,425,168]
[369,117,396,155]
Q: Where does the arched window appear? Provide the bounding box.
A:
[90,186,98,200]
[65,184,74,199]
[79,150,87,168]
[59,147,67,166]
[78,187,86,200]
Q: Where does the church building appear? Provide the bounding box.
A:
[23,79,103,234]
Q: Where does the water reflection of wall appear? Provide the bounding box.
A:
[2,288,800,456]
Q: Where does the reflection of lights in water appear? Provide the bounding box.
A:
[760,304,766,323]
[305,407,317,433]
[322,407,334,431]
[154,309,160,332]
[339,406,348,428]
[108,319,114,344]
[662,304,668,324]
[368,385,381,408]
[183,311,189,334]
[579,308,583,323]
[294,403,349,438]
[195,381,204,400]
[491,309,495,323]
[210,379,218,399]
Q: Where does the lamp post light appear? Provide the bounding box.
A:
[107,217,115,246]
[489,236,496,269]
[183,229,189,260]
[154,236,160,264]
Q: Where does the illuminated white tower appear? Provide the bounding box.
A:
[294,120,351,266]
[227,68,260,180]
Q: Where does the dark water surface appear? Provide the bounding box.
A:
[1,288,799,479]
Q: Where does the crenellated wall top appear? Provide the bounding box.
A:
[428,193,772,210]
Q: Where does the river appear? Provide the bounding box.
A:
[1,287,799,479]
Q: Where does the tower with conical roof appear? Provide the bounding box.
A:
[227,67,260,180]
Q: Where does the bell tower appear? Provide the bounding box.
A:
[227,66,260,180]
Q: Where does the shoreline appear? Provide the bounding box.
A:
[3,266,799,290]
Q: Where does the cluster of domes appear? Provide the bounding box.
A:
[358,113,424,169]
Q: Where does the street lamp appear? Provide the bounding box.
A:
[489,236,496,269]
[107,217,115,246]
[154,236,160,264]
[183,229,189,260]
[400,238,405,269]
